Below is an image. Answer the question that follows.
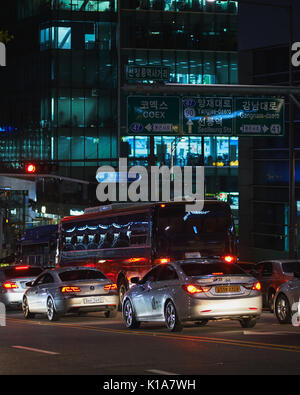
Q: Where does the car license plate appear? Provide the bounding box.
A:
[215,285,240,293]
[83,297,104,304]
[185,252,201,258]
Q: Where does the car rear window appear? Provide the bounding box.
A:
[59,269,107,282]
[282,261,300,274]
[1,267,43,279]
[180,262,246,277]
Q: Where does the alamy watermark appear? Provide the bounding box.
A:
[0,42,6,67]
[96,158,205,212]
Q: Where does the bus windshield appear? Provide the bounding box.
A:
[157,203,235,260]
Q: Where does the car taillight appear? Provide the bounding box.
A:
[3,281,18,289]
[244,282,261,291]
[183,284,211,294]
[15,265,30,270]
[61,286,81,293]
[153,257,170,264]
[104,284,118,291]
[252,282,261,291]
[222,255,235,263]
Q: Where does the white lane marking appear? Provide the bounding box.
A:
[12,346,59,355]
[147,369,179,375]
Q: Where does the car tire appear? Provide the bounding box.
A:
[22,296,35,319]
[46,297,60,322]
[268,289,276,313]
[275,293,291,324]
[105,310,117,318]
[123,299,140,329]
[164,300,183,332]
[118,278,128,311]
[239,317,257,328]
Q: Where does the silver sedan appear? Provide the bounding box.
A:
[122,260,262,332]
[274,272,300,324]
[22,267,118,321]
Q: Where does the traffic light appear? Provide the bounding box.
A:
[25,163,37,174]
[23,161,59,175]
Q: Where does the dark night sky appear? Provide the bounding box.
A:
[239,0,300,50]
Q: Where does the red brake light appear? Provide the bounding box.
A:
[223,255,235,263]
[125,257,147,263]
[104,284,118,291]
[3,281,18,289]
[154,257,170,264]
[253,282,261,291]
[244,282,261,291]
[61,286,81,293]
[15,266,30,270]
[183,284,211,294]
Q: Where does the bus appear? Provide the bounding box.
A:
[19,225,58,268]
[57,201,237,305]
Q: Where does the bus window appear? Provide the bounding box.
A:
[157,203,235,260]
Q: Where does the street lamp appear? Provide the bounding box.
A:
[207,0,296,258]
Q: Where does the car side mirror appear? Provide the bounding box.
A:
[130,277,140,284]
[25,281,34,287]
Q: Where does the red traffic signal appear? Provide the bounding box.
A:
[25,163,37,174]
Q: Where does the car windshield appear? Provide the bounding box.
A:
[282,261,300,274]
[180,262,246,277]
[1,267,43,280]
[59,269,107,281]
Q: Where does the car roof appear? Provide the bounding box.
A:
[171,259,229,265]
[49,266,101,274]
[257,260,300,264]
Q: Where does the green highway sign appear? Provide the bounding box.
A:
[126,95,285,137]
[182,96,234,135]
[126,65,171,81]
[127,96,180,135]
[234,97,285,136]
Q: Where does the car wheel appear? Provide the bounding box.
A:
[268,289,276,313]
[105,310,117,318]
[195,319,209,327]
[22,296,35,319]
[123,299,140,329]
[239,317,257,328]
[46,297,60,321]
[275,293,291,324]
[118,278,128,311]
[164,300,183,332]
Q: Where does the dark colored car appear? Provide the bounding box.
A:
[255,260,300,311]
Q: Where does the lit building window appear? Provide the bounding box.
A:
[40,26,72,50]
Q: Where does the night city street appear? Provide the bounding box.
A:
[1,0,300,386]
[2,310,300,376]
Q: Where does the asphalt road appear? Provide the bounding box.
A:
[1,310,300,379]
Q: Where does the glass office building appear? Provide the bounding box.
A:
[0,0,238,209]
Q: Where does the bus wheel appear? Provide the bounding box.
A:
[118,278,128,311]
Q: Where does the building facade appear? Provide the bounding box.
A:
[0,0,239,241]
[239,45,300,261]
